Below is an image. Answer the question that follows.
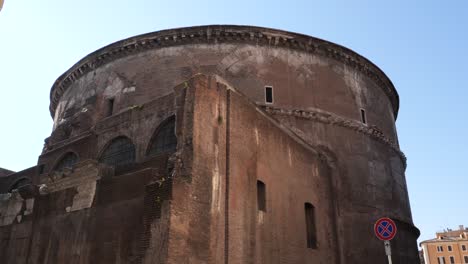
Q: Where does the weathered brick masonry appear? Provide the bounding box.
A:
[0,25,419,263]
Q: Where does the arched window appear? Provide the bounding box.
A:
[9,178,31,193]
[54,152,78,172]
[147,117,177,156]
[100,136,135,166]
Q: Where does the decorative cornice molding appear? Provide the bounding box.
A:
[49,25,399,118]
[262,105,407,168]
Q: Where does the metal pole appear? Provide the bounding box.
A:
[384,241,392,264]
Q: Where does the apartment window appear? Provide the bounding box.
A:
[438,256,445,264]
[147,117,177,156]
[462,245,467,251]
[305,203,317,249]
[464,256,468,263]
[438,245,444,252]
[100,136,135,167]
[257,180,266,212]
[265,86,273,104]
[449,256,455,264]
[448,245,453,251]
[360,109,367,124]
[106,98,115,117]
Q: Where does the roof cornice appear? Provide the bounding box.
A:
[49,25,400,118]
[420,238,468,246]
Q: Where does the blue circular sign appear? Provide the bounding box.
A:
[374,217,397,241]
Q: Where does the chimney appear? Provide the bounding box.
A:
[460,225,464,231]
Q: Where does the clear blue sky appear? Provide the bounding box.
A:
[0,0,466,245]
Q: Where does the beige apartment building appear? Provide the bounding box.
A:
[421,225,468,264]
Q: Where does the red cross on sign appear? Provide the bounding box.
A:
[374,217,397,241]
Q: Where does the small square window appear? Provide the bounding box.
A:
[106,98,115,117]
[462,245,467,251]
[305,203,317,249]
[265,86,273,104]
[448,245,453,251]
[360,109,367,124]
[257,180,266,212]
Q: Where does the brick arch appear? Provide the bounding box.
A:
[52,151,79,172]
[8,177,31,193]
[99,136,136,167]
[146,116,177,157]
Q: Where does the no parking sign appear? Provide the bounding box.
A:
[374,217,397,264]
[374,217,397,241]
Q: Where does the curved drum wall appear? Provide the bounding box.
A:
[53,43,398,140]
[48,25,418,263]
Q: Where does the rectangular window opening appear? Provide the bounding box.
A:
[438,256,445,264]
[463,245,467,251]
[449,256,455,264]
[448,245,453,251]
[464,255,468,263]
[305,202,317,249]
[106,98,115,117]
[360,108,367,124]
[257,180,266,212]
[265,86,273,104]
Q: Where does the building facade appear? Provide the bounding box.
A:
[0,25,419,263]
[421,226,468,264]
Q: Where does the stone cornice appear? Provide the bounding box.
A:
[262,105,407,168]
[49,25,399,118]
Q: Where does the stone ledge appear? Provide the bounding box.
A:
[262,105,407,168]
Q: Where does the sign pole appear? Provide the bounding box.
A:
[384,240,392,264]
[374,217,397,264]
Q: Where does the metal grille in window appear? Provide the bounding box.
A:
[54,152,78,171]
[100,137,136,166]
[148,118,177,156]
